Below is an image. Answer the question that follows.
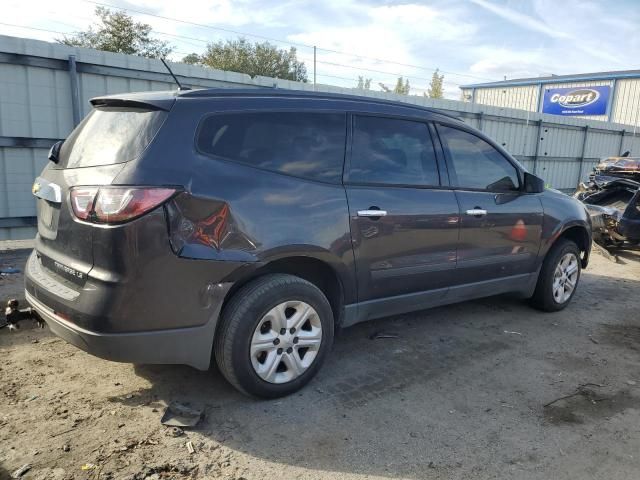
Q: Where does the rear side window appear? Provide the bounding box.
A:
[348,115,440,187]
[58,107,167,168]
[438,125,520,192]
[197,112,346,183]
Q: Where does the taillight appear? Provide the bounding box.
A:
[70,187,176,224]
[70,187,99,221]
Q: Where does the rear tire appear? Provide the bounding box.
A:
[530,238,581,312]
[214,274,334,398]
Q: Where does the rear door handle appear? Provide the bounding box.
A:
[357,209,387,217]
[466,208,487,216]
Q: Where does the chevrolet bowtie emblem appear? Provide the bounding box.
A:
[32,182,40,194]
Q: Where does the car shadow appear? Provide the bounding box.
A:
[128,290,559,478]
[0,463,12,479]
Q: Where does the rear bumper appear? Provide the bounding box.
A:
[25,288,228,370]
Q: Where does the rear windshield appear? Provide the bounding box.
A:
[56,107,167,168]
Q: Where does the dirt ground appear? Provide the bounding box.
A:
[1,243,640,480]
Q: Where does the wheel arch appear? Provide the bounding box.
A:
[221,255,347,328]
[547,223,592,268]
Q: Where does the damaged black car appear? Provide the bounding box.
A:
[575,156,640,247]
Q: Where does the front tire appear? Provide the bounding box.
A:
[214,274,334,398]
[530,238,581,312]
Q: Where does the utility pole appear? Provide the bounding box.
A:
[313,46,317,88]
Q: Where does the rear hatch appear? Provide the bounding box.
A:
[33,99,170,286]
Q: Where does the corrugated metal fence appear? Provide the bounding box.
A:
[1,34,639,239]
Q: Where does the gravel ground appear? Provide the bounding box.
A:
[1,244,640,480]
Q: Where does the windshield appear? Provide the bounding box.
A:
[56,106,167,168]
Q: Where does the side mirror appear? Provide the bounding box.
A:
[48,140,63,164]
[523,172,544,193]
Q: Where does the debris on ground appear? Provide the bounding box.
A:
[369,331,399,340]
[130,463,197,480]
[11,464,31,478]
[166,426,185,437]
[503,330,522,335]
[160,402,204,427]
[544,383,607,408]
[186,441,195,454]
[2,298,44,330]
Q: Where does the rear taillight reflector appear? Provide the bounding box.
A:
[70,187,176,224]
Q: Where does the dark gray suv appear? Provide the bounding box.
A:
[25,89,591,397]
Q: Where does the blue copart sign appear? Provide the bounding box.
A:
[542,86,610,116]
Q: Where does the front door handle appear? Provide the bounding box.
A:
[357,209,387,217]
[466,208,487,216]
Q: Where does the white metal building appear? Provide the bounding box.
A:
[460,70,640,127]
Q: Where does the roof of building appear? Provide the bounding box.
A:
[461,69,640,89]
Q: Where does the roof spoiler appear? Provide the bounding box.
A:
[89,96,175,111]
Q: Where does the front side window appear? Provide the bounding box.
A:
[438,125,520,191]
[197,112,346,183]
[348,115,440,187]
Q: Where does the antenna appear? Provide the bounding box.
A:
[161,58,190,91]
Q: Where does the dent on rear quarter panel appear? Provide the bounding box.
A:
[166,193,260,262]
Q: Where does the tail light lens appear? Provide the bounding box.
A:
[70,187,99,221]
[70,187,176,224]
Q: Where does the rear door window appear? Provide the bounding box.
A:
[347,115,440,187]
[57,107,167,168]
[197,112,347,183]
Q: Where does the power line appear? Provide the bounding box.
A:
[84,0,497,83]
[0,21,459,93]
[0,22,184,59]
[152,29,463,86]
[313,59,463,86]
[139,25,465,86]
[0,22,71,37]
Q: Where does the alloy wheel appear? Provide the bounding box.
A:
[552,252,579,304]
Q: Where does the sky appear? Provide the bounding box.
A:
[1,0,638,98]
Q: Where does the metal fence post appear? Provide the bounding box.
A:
[606,79,617,122]
[477,111,484,131]
[533,119,543,175]
[618,129,626,155]
[576,125,589,186]
[68,55,81,126]
[536,84,544,113]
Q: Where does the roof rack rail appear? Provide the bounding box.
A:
[179,88,462,121]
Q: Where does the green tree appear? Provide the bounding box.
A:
[199,38,307,82]
[379,76,410,95]
[356,76,372,90]
[57,7,172,58]
[182,53,202,65]
[395,76,410,95]
[426,69,445,98]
